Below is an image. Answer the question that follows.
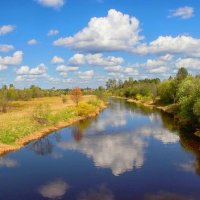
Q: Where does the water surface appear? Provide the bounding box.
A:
[1,98,200,200]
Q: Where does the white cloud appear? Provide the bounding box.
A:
[78,70,94,80]
[27,39,38,45]
[38,180,69,199]
[51,56,64,64]
[168,6,194,19]
[36,0,65,8]
[48,29,59,36]
[0,44,14,52]
[134,35,200,58]
[0,25,15,36]
[123,67,139,75]
[105,65,122,72]
[16,63,47,82]
[175,57,200,70]
[104,65,138,76]
[56,65,79,77]
[56,65,79,74]
[54,9,143,52]
[16,66,30,75]
[16,63,47,75]
[69,53,124,67]
[0,65,7,71]
[0,51,23,70]
[149,66,167,74]
[140,54,173,74]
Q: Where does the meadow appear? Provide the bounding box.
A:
[0,95,105,154]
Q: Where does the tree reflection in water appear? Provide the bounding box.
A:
[29,138,53,156]
[179,132,200,176]
[72,119,94,142]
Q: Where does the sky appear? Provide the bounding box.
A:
[0,0,200,89]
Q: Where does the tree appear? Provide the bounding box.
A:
[70,87,83,106]
[176,67,188,82]
[158,80,176,104]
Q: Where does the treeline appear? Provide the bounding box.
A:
[106,68,200,128]
[0,85,69,112]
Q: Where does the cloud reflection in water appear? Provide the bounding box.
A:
[38,179,69,199]
[0,157,18,168]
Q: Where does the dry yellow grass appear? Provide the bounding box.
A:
[0,95,100,148]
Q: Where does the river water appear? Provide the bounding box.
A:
[1,98,200,200]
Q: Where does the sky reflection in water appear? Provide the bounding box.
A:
[0,99,200,200]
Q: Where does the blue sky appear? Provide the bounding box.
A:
[0,0,200,88]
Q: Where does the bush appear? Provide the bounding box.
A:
[32,104,51,124]
[193,100,200,121]
[61,95,67,104]
[87,98,101,107]
[135,94,142,100]
[76,102,96,117]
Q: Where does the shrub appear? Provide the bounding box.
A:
[87,98,101,107]
[32,104,51,124]
[193,100,200,121]
[76,102,96,117]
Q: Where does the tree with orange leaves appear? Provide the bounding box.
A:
[70,87,83,106]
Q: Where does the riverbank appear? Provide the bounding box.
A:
[0,96,107,155]
[113,96,175,114]
[113,96,200,135]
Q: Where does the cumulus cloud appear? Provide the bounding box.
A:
[56,65,79,75]
[69,53,124,67]
[168,6,194,19]
[48,29,59,36]
[51,56,64,64]
[78,70,94,80]
[16,63,47,81]
[38,179,69,199]
[104,65,138,76]
[16,63,47,75]
[140,54,174,74]
[175,57,200,70]
[0,51,23,70]
[0,25,15,36]
[134,35,200,57]
[54,9,143,52]
[27,39,38,45]
[36,0,65,8]
[0,44,14,52]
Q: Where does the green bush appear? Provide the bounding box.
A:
[193,100,200,121]
[76,102,96,117]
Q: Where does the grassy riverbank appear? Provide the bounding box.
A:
[114,96,200,135]
[0,95,106,155]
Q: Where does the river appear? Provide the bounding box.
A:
[0,98,200,200]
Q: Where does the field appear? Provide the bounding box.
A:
[0,95,105,154]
